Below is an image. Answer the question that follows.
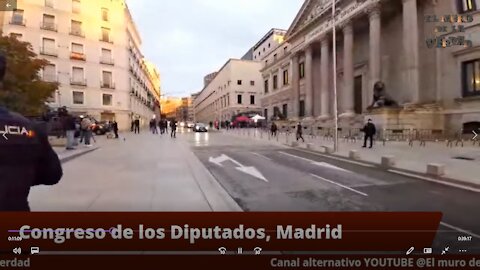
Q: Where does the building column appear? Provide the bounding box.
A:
[320,38,330,118]
[341,22,354,116]
[291,54,300,119]
[402,0,419,103]
[305,46,314,117]
[368,3,381,107]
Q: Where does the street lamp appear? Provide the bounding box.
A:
[332,0,340,152]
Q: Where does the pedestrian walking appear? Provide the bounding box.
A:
[64,112,76,150]
[362,119,376,148]
[158,120,164,135]
[112,120,119,139]
[170,120,177,138]
[296,122,305,142]
[80,116,93,146]
[149,118,156,134]
[134,118,140,134]
[271,122,278,137]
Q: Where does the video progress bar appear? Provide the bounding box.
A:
[34,251,408,256]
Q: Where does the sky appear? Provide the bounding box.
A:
[126,0,304,98]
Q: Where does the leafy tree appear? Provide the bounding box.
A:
[0,34,58,116]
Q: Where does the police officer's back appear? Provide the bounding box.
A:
[0,53,63,211]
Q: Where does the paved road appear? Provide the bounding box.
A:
[187,130,480,253]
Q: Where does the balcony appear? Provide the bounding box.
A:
[100,57,114,65]
[70,52,86,61]
[69,28,85,37]
[70,78,87,86]
[9,18,26,26]
[101,81,115,89]
[42,74,57,83]
[40,47,58,57]
[99,36,113,44]
[40,21,57,32]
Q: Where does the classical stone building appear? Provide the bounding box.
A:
[261,0,480,135]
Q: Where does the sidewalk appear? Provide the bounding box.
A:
[30,131,242,211]
[224,128,480,188]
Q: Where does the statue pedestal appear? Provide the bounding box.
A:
[364,104,445,131]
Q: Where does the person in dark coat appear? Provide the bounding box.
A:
[64,112,76,150]
[134,118,140,134]
[362,119,377,148]
[296,122,305,142]
[170,120,177,138]
[0,53,63,211]
[130,120,135,132]
[271,122,278,137]
[112,120,119,139]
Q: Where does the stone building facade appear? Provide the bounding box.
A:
[261,0,480,135]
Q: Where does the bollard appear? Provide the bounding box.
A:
[381,155,396,168]
[291,141,299,147]
[306,143,314,150]
[323,146,334,154]
[349,150,360,160]
[427,163,445,176]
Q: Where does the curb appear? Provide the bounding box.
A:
[229,131,480,193]
[59,147,99,164]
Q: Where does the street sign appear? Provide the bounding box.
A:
[209,154,268,182]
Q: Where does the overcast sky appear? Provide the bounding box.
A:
[126,0,304,98]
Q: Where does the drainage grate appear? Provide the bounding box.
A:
[452,156,475,161]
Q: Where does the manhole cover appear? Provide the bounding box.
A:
[452,156,475,161]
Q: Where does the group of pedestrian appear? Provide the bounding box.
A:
[59,109,99,150]
[131,118,140,134]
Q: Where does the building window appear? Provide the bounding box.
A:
[41,14,57,31]
[70,20,83,37]
[101,27,111,42]
[102,94,113,106]
[41,38,57,56]
[274,54,277,61]
[283,69,289,85]
[237,80,242,85]
[102,71,113,88]
[284,46,288,53]
[264,108,268,121]
[462,59,480,97]
[101,48,114,65]
[273,75,278,89]
[457,0,477,13]
[237,94,242,104]
[250,80,255,86]
[264,79,269,93]
[11,9,25,25]
[72,91,84,104]
[299,62,305,79]
[71,43,83,54]
[72,0,81,13]
[71,67,85,85]
[268,43,271,48]
[282,104,288,118]
[102,8,109,21]
[299,100,305,117]
[45,0,54,8]
[43,64,56,82]
[250,95,255,105]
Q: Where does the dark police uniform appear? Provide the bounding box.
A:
[0,107,63,211]
[0,52,62,211]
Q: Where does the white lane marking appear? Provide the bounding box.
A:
[388,169,480,193]
[291,149,375,168]
[310,173,369,197]
[250,152,272,161]
[439,222,480,240]
[279,151,349,172]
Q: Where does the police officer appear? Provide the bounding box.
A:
[0,52,63,211]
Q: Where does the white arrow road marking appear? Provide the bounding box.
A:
[310,174,368,197]
[209,154,268,182]
[236,167,268,182]
[279,152,349,172]
[473,130,478,140]
[250,152,272,161]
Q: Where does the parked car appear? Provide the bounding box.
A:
[91,121,112,135]
[194,123,208,132]
[186,122,195,128]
